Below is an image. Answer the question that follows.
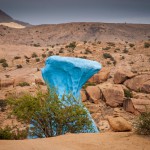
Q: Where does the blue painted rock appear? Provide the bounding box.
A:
[42,56,101,99]
[29,56,102,138]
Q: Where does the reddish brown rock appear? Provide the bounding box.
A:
[98,83,124,107]
[35,78,45,85]
[0,78,15,89]
[88,68,110,84]
[124,98,150,114]
[107,116,132,132]
[124,74,150,93]
[141,80,150,93]
[114,70,135,84]
[85,86,101,104]
[80,90,87,102]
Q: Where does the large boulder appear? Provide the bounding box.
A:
[114,70,135,84]
[124,98,150,113]
[124,74,150,93]
[88,67,110,84]
[85,86,101,104]
[107,116,132,132]
[98,83,124,107]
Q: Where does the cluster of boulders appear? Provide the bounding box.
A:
[81,68,150,132]
[0,67,150,133]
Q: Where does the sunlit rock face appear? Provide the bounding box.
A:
[28,56,102,138]
[42,56,102,131]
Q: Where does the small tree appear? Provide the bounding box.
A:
[135,110,150,135]
[7,88,92,138]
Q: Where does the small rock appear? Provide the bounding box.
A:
[86,86,101,104]
[35,78,45,85]
[107,116,132,132]
[88,68,110,83]
[80,90,87,102]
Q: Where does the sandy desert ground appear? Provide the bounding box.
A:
[0,132,150,150]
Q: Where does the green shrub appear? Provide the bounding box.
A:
[0,58,6,63]
[32,52,38,58]
[36,58,40,62]
[115,48,120,51]
[26,59,30,63]
[33,43,40,47]
[66,42,76,50]
[144,42,150,48]
[0,126,28,140]
[107,42,115,47]
[59,48,64,53]
[7,89,92,138]
[84,48,92,54]
[135,111,150,135]
[0,100,7,112]
[123,48,128,53]
[129,43,135,47]
[103,53,112,59]
[2,62,8,68]
[107,61,111,65]
[48,51,53,56]
[84,41,87,44]
[18,82,30,87]
[14,56,21,59]
[0,126,13,139]
[102,47,111,50]
[120,56,125,60]
[16,64,22,69]
[124,89,133,98]
[42,54,46,58]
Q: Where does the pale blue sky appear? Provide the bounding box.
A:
[0,0,150,24]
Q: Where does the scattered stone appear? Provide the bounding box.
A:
[114,70,135,84]
[80,90,87,102]
[124,98,150,114]
[107,116,132,132]
[88,67,110,83]
[85,103,101,114]
[35,78,45,85]
[86,86,101,104]
[98,120,110,131]
[98,83,124,107]
[141,80,150,93]
[0,78,15,89]
[124,74,150,93]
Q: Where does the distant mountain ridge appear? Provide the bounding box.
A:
[0,9,30,26]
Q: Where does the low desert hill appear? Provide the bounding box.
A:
[0,22,150,45]
[0,9,30,28]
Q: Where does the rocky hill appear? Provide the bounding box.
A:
[0,9,30,28]
[0,22,150,45]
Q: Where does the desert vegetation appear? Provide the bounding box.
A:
[4,88,92,139]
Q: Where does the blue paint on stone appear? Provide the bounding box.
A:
[28,56,102,138]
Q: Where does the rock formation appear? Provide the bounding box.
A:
[29,56,102,138]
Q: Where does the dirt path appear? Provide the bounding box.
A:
[0,132,150,150]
